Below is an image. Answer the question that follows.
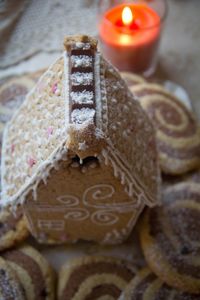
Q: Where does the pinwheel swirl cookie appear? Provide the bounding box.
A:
[119,267,199,300]
[58,255,137,300]
[0,208,29,251]
[0,74,37,149]
[130,83,200,175]
[2,244,55,300]
[139,182,200,294]
[0,256,26,300]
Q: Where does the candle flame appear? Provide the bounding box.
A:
[122,6,134,26]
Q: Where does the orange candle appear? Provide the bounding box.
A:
[99,3,161,75]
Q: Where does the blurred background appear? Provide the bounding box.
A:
[0,0,199,116]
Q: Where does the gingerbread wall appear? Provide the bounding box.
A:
[23,158,144,245]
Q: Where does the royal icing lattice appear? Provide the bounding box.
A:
[1,57,68,206]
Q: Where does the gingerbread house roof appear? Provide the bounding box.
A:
[1,36,160,209]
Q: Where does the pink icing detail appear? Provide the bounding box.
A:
[11,144,15,153]
[51,82,57,93]
[47,127,53,137]
[28,157,36,167]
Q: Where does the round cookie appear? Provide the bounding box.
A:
[185,169,200,185]
[2,244,55,300]
[0,208,29,252]
[130,83,200,175]
[119,267,200,300]
[0,256,26,300]
[0,75,35,110]
[120,72,146,87]
[58,255,137,300]
[139,182,200,294]
[0,74,36,153]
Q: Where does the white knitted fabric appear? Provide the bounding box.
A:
[0,0,98,70]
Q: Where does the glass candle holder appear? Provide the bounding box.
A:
[98,0,167,77]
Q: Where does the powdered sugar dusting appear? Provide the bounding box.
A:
[70,91,94,105]
[71,72,93,86]
[71,108,95,124]
[71,55,92,68]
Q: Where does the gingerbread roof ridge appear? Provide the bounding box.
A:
[63,35,105,159]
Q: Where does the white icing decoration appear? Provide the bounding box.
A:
[71,72,93,86]
[57,194,79,206]
[94,52,103,130]
[73,42,91,50]
[91,210,119,226]
[78,141,87,151]
[37,219,65,231]
[1,54,69,208]
[101,142,155,206]
[64,208,89,221]
[71,108,95,124]
[95,128,104,140]
[70,91,94,105]
[83,184,115,208]
[64,51,70,128]
[102,229,128,245]
[71,55,92,68]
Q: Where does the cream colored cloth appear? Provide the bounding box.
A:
[0,0,98,71]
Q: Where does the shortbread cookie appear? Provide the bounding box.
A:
[120,72,146,87]
[1,35,160,245]
[0,74,36,147]
[119,267,199,300]
[0,256,26,300]
[130,83,200,175]
[2,244,55,300]
[58,255,137,299]
[162,169,200,189]
[139,182,200,294]
[185,169,200,184]
[0,75,35,111]
[0,208,29,251]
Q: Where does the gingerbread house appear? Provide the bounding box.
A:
[1,36,160,245]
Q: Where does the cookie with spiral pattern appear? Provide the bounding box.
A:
[0,75,36,112]
[130,83,200,175]
[0,208,29,252]
[2,244,56,300]
[139,182,200,294]
[119,267,200,300]
[58,255,137,300]
[120,72,146,87]
[0,74,36,153]
[0,256,26,300]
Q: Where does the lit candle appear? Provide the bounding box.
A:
[99,3,161,75]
